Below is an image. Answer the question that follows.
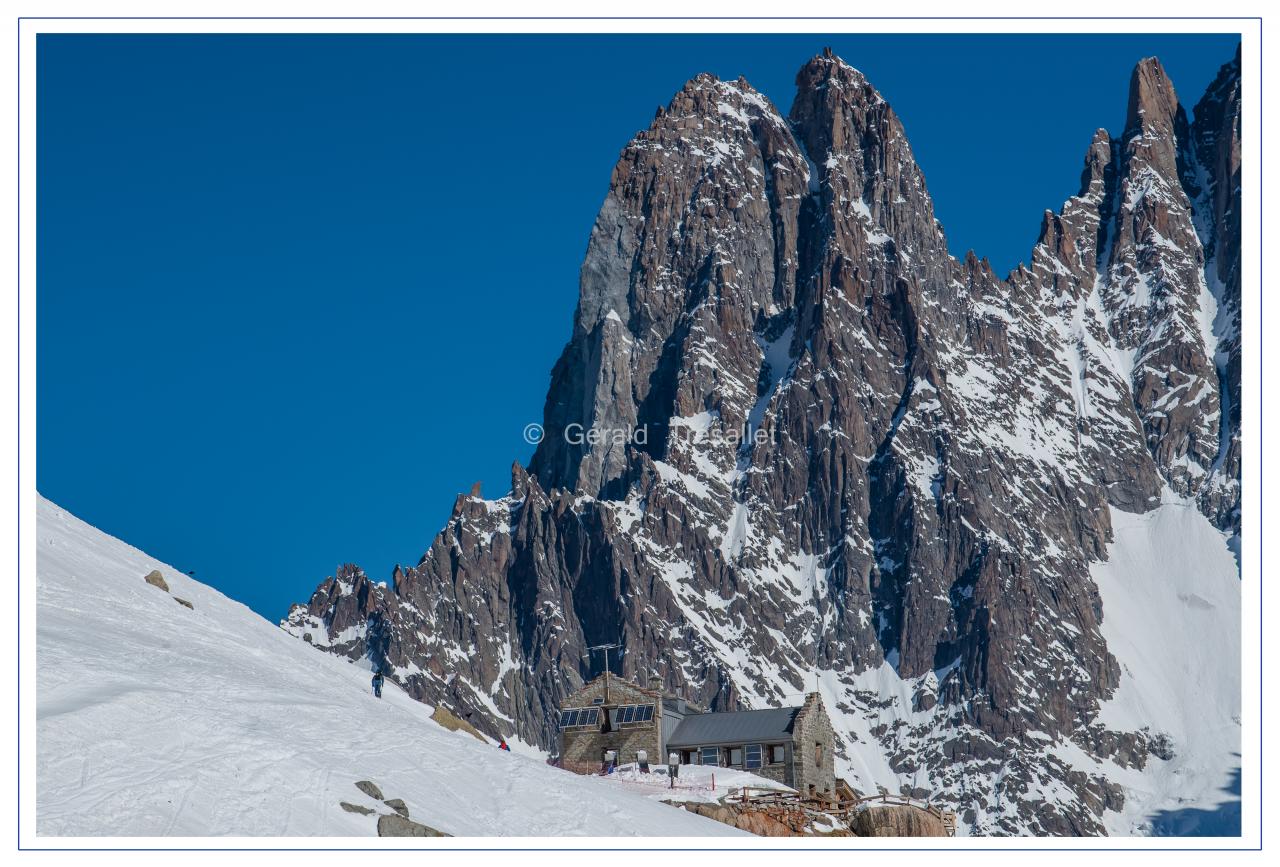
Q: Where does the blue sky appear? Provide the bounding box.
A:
[36,33,1240,619]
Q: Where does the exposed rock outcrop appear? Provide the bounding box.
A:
[376,814,450,837]
[354,780,383,801]
[430,706,486,742]
[677,801,804,836]
[851,804,948,837]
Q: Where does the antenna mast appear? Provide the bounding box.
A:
[812,580,821,696]
[588,642,621,703]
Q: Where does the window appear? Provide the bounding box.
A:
[728,747,743,767]
[681,750,696,765]
[745,744,764,769]
[700,747,719,766]
[815,742,824,766]
[768,744,785,764]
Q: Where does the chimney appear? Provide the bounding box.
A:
[648,675,663,693]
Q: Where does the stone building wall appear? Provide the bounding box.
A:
[789,693,836,798]
[559,674,664,775]
[752,761,788,786]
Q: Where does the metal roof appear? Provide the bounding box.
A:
[665,706,802,749]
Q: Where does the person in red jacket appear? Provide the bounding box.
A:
[498,739,511,751]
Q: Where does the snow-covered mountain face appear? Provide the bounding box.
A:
[284,49,1242,836]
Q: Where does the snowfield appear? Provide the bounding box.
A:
[1085,494,1242,835]
[599,761,793,806]
[34,496,746,838]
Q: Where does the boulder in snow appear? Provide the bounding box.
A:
[377,813,449,837]
[354,780,383,800]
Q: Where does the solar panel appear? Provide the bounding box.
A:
[560,710,578,728]
[640,704,654,721]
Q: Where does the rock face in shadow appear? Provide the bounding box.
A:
[284,47,1242,835]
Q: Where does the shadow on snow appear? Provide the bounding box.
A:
[1149,763,1241,837]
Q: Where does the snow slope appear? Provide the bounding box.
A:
[1075,494,1241,835]
[35,496,746,838]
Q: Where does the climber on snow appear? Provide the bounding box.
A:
[498,739,511,751]
[371,670,384,698]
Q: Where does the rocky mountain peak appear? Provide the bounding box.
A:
[1078,127,1114,201]
[285,48,1242,836]
[790,50,894,164]
[1126,56,1181,137]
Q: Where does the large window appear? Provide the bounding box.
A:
[728,746,743,767]
[700,746,719,766]
[768,744,786,764]
[744,744,763,769]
